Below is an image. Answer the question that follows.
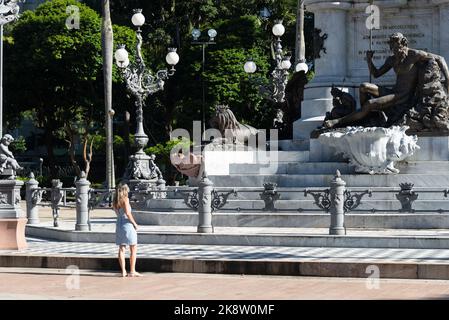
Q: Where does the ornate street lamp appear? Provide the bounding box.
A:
[115,9,179,189]
[0,0,20,138]
[244,20,304,104]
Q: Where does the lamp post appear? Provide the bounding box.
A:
[245,20,310,102]
[191,28,217,139]
[115,9,179,189]
[0,0,20,138]
[244,20,295,104]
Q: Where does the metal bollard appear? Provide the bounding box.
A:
[25,172,40,225]
[75,171,91,231]
[329,170,346,235]
[51,179,63,227]
[197,172,214,233]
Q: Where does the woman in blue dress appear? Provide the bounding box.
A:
[113,183,141,277]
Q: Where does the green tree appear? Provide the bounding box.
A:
[5,0,135,179]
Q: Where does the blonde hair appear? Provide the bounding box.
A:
[113,183,130,210]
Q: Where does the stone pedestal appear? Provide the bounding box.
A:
[0,219,27,250]
[0,179,27,250]
[128,179,157,192]
[124,151,161,192]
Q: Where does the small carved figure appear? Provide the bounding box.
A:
[273,109,284,129]
[324,85,357,121]
[0,134,23,175]
[313,28,328,59]
[149,154,163,179]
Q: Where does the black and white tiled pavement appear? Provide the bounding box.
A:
[2,237,449,264]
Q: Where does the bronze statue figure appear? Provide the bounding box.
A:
[323,33,449,130]
[324,85,357,122]
[313,28,328,59]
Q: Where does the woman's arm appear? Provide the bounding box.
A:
[124,198,138,229]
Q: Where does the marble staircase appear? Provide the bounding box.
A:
[134,137,449,229]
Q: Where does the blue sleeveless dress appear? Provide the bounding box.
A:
[115,207,137,246]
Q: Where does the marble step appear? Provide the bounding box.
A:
[229,162,353,174]
[209,173,449,188]
[204,150,310,162]
[26,224,449,250]
[254,151,310,163]
[204,150,309,175]
[142,199,449,212]
[269,139,310,151]
[8,244,449,279]
[227,161,449,175]
[134,211,449,229]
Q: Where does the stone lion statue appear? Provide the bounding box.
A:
[209,105,259,145]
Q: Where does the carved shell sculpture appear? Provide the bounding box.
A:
[318,126,420,174]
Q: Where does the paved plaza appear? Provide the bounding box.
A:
[0,268,449,300]
[3,237,449,265]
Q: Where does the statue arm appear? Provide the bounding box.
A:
[0,145,13,158]
[368,55,393,79]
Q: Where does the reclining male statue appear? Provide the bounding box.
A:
[323,33,449,130]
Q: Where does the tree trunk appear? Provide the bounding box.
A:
[102,0,114,188]
[64,124,82,178]
[44,126,57,178]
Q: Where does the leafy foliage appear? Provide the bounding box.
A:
[5,0,314,183]
[5,0,135,179]
[10,136,27,154]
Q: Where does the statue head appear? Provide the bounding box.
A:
[1,134,14,146]
[331,85,343,97]
[388,33,408,59]
[210,104,239,133]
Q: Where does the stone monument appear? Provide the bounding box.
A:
[133,0,449,231]
[0,134,26,250]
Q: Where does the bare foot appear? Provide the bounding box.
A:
[129,272,143,277]
[121,272,127,278]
